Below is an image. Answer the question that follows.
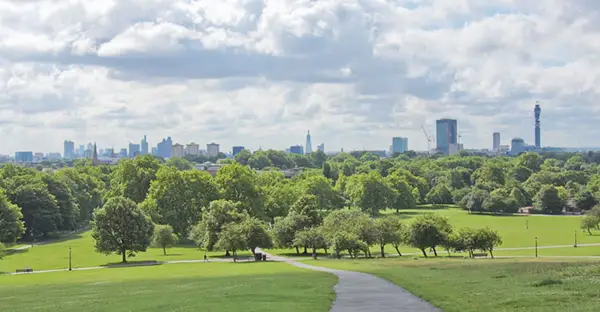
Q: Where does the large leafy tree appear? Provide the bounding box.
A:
[189,200,247,254]
[41,173,79,231]
[215,163,264,218]
[107,155,161,203]
[91,196,154,263]
[141,167,218,235]
[0,189,25,243]
[534,185,565,214]
[345,171,396,215]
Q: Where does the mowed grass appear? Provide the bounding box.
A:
[0,262,337,312]
[0,231,250,273]
[270,208,600,257]
[312,257,600,312]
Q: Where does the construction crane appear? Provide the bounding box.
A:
[421,125,433,154]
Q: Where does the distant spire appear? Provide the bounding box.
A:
[92,142,99,165]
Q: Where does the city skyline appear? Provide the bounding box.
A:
[1,2,600,154]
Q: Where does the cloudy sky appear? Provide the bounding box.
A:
[1,0,600,155]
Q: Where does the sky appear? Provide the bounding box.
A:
[1,0,600,155]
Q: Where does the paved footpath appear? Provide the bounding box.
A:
[256,248,440,312]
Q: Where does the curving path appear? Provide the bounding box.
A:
[255,248,440,312]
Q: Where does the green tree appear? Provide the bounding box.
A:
[474,227,502,258]
[575,190,597,211]
[41,173,79,231]
[534,185,565,215]
[107,155,161,203]
[91,196,154,263]
[465,189,489,213]
[386,173,416,211]
[215,163,264,218]
[373,217,403,257]
[234,149,252,165]
[141,167,218,236]
[510,187,527,208]
[406,214,452,257]
[188,200,247,254]
[346,172,396,215]
[517,152,542,172]
[271,212,311,254]
[310,150,328,169]
[248,152,272,170]
[293,228,327,259]
[214,223,247,262]
[239,216,273,255]
[165,157,193,170]
[6,181,62,238]
[152,224,178,255]
[0,189,25,243]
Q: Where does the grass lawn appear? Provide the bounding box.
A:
[270,208,600,258]
[0,262,337,312]
[312,257,600,312]
[0,231,250,273]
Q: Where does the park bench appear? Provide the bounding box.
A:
[16,268,33,273]
[472,253,488,258]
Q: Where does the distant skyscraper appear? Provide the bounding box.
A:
[92,143,99,165]
[207,143,220,158]
[14,151,33,162]
[290,145,304,155]
[128,143,141,158]
[186,142,200,156]
[392,137,408,154]
[63,140,75,159]
[172,144,185,158]
[493,132,501,151]
[232,146,244,156]
[305,130,312,154]
[78,145,85,157]
[534,102,541,148]
[157,137,173,158]
[141,135,149,155]
[317,143,325,153]
[436,119,458,155]
[119,148,128,158]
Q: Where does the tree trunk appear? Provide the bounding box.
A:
[432,247,438,257]
[380,245,385,258]
[324,247,328,255]
[489,249,494,259]
[446,248,451,256]
[295,246,300,255]
[588,228,592,235]
[367,250,371,258]
[233,250,237,263]
[225,250,231,257]
[312,247,317,260]
[421,248,427,257]
[348,249,353,258]
[468,249,473,258]
[303,246,307,254]
[122,249,127,263]
[163,246,166,256]
[364,250,368,258]
[251,247,256,255]
[394,246,402,256]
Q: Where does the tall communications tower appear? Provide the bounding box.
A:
[305,130,312,154]
[534,102,541,149]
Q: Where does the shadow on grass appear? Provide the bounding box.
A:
[5,248,30,256]
[19,233,84,246]
[277,252,329,258]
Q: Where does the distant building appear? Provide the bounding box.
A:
[317,143,325,152]
[129,143,141,158]
[104,148,115,157]
[172,144,185,158]
[511,138,526,155]
[141,135,149,155]
[157,137,173,158]
[48,153,61,160]
[78,145,85,157]
[232,146,245,156]
[207,143,220,158]
[305,130,312,154]
[436,119,458,155]
[493,132,501,152]
[186,143,200,156]
[290,145,304,155]
[15,151,33,162]
[63,140,75,159]
[392,137,408,154]
[534,102,541,148]
[119,148,128,158]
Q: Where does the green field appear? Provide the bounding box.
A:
[312,258,600,312]
[0,232,250,273]
[271,208,600,258]
[0,262,336,312]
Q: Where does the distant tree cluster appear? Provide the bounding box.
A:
[3,149,600,261]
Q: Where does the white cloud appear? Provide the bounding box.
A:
[1,0,600,155]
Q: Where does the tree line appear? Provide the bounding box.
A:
[2,149,600,260]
